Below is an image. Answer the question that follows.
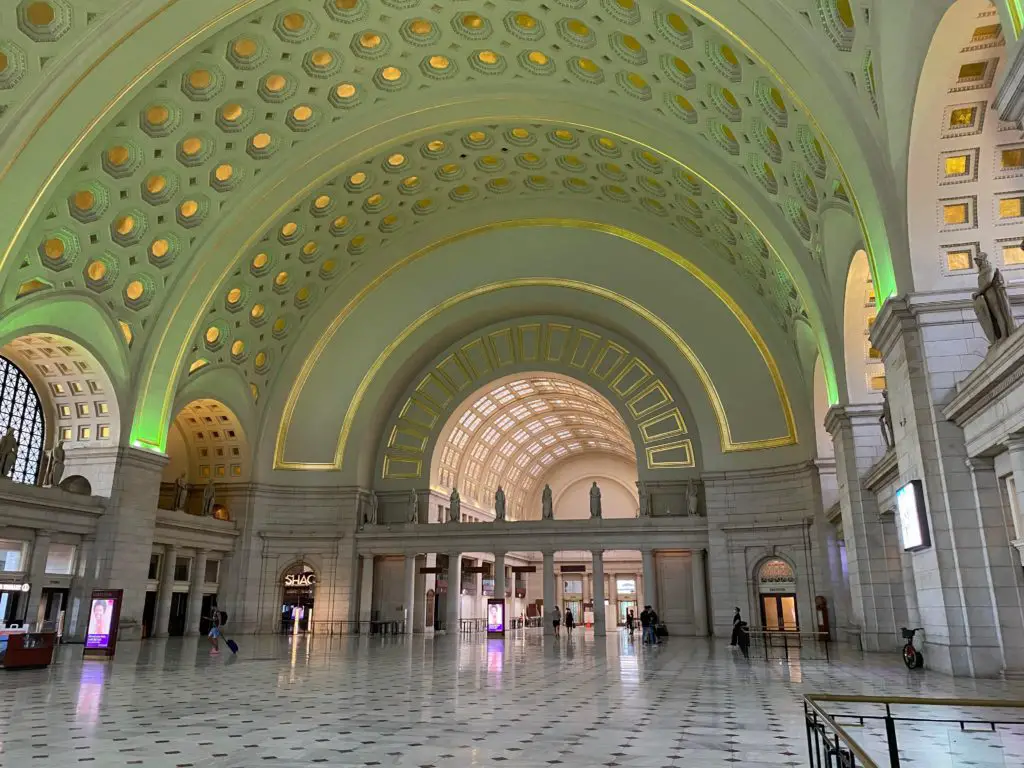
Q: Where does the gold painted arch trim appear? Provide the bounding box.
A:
[381,320,692,480]
[274,222,798,470]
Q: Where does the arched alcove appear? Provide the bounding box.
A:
[429,373,640,520]
[164,398,250,485]
[843,249,886,403]
[907,0,1010,292]
[0,331,123,493]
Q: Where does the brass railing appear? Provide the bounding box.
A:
[804,694,1024,767]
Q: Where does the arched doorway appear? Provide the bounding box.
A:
[280,563,317,634]
[757,558,799,631]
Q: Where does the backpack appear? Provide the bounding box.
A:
[218,610,228,626]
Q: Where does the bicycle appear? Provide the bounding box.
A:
[901,627,924,669]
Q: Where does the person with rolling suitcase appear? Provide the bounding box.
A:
[219,609,238,655]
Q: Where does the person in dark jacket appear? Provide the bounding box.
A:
[564,607,576,633]
[626,609,635,637]
[736,620,750,659]
[730,607,742,646]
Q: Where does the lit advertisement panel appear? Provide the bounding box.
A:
[896,480,931,552]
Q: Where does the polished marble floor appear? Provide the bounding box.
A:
[1,630,1024,767]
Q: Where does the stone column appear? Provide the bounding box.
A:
[692,549,708,637]
[642,549,657,610]
[91,447,168,639]
[154,544,177,637]
[186,549,208,635]
[493,552,505,606]
[591,550,606,636]
[873,296,1004,676]
[403,554,417,633]
[446,552,462,632]
[66,535,96,642]
[358,555,374,625]
[608,572,618,628]
[24,530,51,626]
[965,456,1024,675]
[825,404,901,651]
[542,551,555,635]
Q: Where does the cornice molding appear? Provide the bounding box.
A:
[823,403,883,436]
[864,449,898,493]
[943,325,1024,426]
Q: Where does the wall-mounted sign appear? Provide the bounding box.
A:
[284,573,316,588]
[0,583,29,593]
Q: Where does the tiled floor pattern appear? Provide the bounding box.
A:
[1,631,1023,767]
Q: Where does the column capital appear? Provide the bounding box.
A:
[823,402,884,436]
[193,547,208,557]
[590,549,605,558]
[1007,433,1024,453]
[164,543,177,554]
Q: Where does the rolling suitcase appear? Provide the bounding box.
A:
[225,638,238,654]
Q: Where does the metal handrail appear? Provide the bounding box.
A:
[803,694,1024,768]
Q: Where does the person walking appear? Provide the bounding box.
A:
[736,619,750,659]
[730,607,742,647]
[648,605,661,646]
[639,605,652,644]
[207,607,222,654]
[551,606,561,636]
[626,608,635,637]
[564,607,575,634]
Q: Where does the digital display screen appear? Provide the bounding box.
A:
[896,480,930,552]
[85,598,116,649]
[487,599,505,633]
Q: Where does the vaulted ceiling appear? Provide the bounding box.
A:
[0,0,950,467]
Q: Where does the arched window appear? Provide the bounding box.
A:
[0,355,45,484]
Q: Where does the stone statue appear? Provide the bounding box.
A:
[879,389,895,450]
[47,441,65,487]
[202,478,216,517]
[589,481,602,519]
[637,481,651,518]
[363,490,378,527]
[408,489,418,524]
[0,427,17,479]
[494,486,506,521]
[972,252,1016,346]
[449,487,461,523]
[686,478,700,517]
[173,473,188,511]
[542,484,554,520]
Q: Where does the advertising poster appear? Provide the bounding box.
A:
[486,598,505,637]
[82,589,122,659]
[85,598,115,649]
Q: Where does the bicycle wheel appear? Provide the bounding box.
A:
[903,644,921,669]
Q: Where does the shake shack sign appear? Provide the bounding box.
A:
[284,572,316,588]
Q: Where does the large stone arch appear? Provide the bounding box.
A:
[254,221,814,486]
[372,317,703,495]
[127,113,837,457]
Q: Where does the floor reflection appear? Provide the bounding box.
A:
[1,630,1024,767]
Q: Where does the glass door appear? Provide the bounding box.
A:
[760,594,799,631]
[618,600,636,625]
